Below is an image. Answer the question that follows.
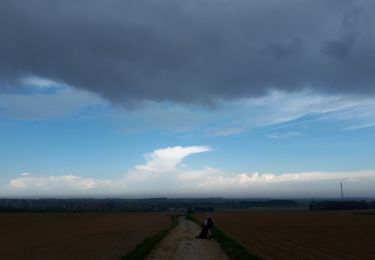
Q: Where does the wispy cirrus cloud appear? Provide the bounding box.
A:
[2,85,375,135]
[267,132,304,139]
[119,90,375,136]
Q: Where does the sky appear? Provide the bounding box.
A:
[1,0,375,198]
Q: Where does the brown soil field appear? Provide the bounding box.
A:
[197,210,375,260]
[0,212,170,260]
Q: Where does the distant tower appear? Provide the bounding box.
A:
[340,181,344,200]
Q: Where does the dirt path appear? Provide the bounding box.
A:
[147,218,229,260]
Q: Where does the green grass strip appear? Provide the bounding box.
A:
[185,213,196,222]
[186,214,261,260]
[121,215,179,260]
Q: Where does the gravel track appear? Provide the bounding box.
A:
[147,218,229,260]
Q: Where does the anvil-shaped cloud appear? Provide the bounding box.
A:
[134,146,211,172]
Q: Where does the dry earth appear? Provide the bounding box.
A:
[147,218,229,260]
[200,210,375,260]
[0,213,170,260]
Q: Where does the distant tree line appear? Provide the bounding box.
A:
[0,198,259,213]
[309,200,375,211]
[0,198,317,213]
[238,199,298,207]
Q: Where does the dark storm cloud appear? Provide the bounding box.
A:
[1,0,375,105]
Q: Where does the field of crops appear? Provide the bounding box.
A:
[198,210,375,259]
[0,213,170,259]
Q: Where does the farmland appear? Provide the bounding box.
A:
[198,210,375,259]
[0,213,170,259]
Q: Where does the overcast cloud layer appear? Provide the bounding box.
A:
[1,0,375,105]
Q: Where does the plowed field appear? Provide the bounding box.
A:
[198,210,375,260]
[0,213,170,260]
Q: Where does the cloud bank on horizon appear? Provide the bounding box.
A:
[1,0,375,106]
[4,146,375,198]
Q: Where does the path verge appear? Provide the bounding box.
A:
[122,214,178,260]
[188,214,261,260]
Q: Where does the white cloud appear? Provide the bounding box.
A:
[7,175,117,196]
[3,147,375,197]
[194,170,375,197]
[124,146,212,187]
[122,146,375,197]
[199,170,375,188]
[134,146,211,172]
[20,75,60,89]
